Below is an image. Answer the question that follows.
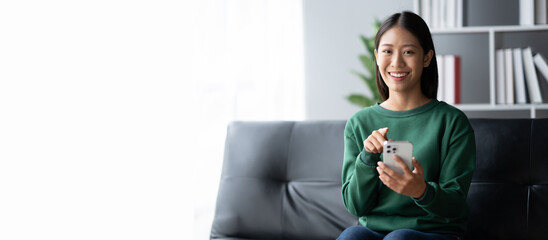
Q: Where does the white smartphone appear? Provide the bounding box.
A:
[382,141,413,175]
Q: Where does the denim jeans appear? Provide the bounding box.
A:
[337,225,461,240]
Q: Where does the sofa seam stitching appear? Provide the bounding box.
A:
[526,119,534,238]
[281,121,296,240]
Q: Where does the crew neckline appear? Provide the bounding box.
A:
[373,99,440,117]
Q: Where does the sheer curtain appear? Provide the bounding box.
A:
[191,0,304,238]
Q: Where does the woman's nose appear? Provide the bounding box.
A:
[391,54,405,68]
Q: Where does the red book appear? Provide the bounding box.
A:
[455,56,461,104]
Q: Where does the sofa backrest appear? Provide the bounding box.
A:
[211,121,357,240]
[466,119,548,240]
[211,119,548,240]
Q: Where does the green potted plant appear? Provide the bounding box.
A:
[347,19,382,108]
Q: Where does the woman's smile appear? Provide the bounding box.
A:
[388,71,410,80]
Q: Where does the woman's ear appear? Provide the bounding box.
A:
[374,49,378,65]
[423,49,434,67]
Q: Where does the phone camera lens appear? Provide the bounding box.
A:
[387,150,391,153]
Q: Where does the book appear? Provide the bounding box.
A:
[496,49,506,104]
[535,0,547,24]
[447,0,456,28]
[513,48,528,104]
[432,0,440,29]
[440,0,447,28]
[443,55,461,105]
[504,49,515,104]
[456,0,464,27]
[522,47,543,103]
[421,0,432,27]
[534,53,548,83]
[454,55,461,104]
[519,0,535,25]
[437,54,445,101]
[419,0,462,28]
[535,53,548,103]
[520,0,535,25]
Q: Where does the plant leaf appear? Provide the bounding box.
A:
[350,70,372,89]
[359,35,368,52]
[346,18,385,108]
[360,34,376,58]
[359,54,376,77]
[347,94,376,108]
[365,36,376,55]
[363,19,381,54]
[350,69,382,103]
[373,19,381,33]
[351,70,368,84]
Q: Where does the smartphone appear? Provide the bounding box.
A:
[382,141,413,175]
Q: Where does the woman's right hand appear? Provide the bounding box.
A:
[363,127,389,154]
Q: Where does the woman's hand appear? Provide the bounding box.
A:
[376,156,426,199]
[363,127,389,154]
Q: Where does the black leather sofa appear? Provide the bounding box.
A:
[211,119,548,240]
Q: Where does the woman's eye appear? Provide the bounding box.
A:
[382,50,392,54]
[404,50,414,54]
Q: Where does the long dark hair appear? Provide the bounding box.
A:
[374,11,438,101]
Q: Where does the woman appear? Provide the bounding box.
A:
[338,11,475,240]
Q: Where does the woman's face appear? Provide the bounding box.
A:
[375,26,432,97]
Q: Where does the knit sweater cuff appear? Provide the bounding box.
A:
[414,182,435,205]
[359,149,381,166]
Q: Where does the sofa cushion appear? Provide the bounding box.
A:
[465,119,548,240]
[527,119,548,240]
[211,121,357,240]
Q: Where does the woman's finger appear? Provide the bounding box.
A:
[393,155,412,175]
[412,157,423,175]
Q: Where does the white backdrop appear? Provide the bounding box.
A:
[1,1,193,239]
[1,0,305,239]
[192,0,305,239]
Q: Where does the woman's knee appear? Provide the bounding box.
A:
[337,225,383,240]
[384,229,420,239]
[337,225,367,239]
[384,229,457,240]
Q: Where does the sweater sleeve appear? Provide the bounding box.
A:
[341,121,382,217]
[413,122,476,219]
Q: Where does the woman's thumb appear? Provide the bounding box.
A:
[380,127,389,136]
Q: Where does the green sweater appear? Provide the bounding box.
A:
[342,100,475,235]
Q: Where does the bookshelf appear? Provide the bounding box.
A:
[415,0,548,118]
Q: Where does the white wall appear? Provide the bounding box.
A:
[1,1,192,239]
[303,0,416,120]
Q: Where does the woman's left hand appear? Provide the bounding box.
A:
[376,156,427,199]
